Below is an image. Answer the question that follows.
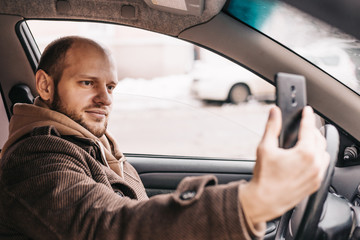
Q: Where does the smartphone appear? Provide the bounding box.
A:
[275,72,307,149]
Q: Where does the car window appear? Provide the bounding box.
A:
[27,20,275,160]
[225,0,360,94]
[0,90,9,150]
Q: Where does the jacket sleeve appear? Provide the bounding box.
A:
[0,134,265,240]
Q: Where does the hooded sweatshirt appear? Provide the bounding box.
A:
[1,97,125,178]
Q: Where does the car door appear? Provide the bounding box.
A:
[18,19,278,238]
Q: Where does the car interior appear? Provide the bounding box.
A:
[1,0,360,239]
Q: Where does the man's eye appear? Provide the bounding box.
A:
[107,85,115,91]
[81,81,93,86]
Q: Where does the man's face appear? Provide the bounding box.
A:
[51,43,118,137]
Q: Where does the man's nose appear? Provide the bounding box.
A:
[94,85,112,106]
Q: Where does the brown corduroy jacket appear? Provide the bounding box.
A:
[0,100,265,240]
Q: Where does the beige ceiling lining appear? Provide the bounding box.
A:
[0,0,226,36]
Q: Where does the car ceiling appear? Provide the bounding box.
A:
[0,0,226,36]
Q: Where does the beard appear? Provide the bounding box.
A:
[51,90,108,138]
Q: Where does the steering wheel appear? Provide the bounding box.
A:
[275,124,339,240]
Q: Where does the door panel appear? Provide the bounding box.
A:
[128,154,277,239]
[127,155,255,196]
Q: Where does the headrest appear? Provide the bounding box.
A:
[9,84,34,113]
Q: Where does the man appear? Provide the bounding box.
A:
[0,36,329,239]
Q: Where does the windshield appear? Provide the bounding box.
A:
[224,0,360,94]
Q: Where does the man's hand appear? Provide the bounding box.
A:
[240,106,330,225]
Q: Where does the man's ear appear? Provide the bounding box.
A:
[35,69,55,103]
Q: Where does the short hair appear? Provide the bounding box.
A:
[36,36,107,86]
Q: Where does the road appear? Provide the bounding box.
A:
[108,95,273,159]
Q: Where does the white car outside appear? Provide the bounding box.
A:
[190,61,275,104]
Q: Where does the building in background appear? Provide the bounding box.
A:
[28,20,195,79]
